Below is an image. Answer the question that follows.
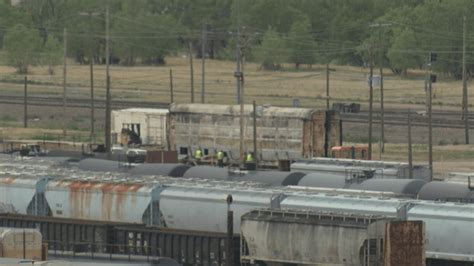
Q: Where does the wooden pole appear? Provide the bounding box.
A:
[253,100,257,169]
[408,110,413,179]
[379,29,385,153]
[235,0,242,104]
[226,195,234,266]
[201,23,206,104]
[89,43,95,141]
[169,69,174,103]
[326,63,330,110]
[62,28,67,135]
[368,47,374,160]
[105,6,112,155]
[462,16,470,144]
[23,76,27,128]
[188,41,194,103]
[239,74,244,164]
[428,73,433,181]
[89,14,95,141]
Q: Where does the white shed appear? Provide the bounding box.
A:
[111,108,169,146]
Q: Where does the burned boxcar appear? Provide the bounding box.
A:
[169,103,340,166]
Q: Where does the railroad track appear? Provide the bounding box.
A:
[1,95,473,129]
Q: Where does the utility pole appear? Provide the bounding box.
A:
[201,23,206,104]
[239,71,245,164]
[253,100,258,169]
[105,6,112,155]
[226,195,234,266]
[326,63,330,110]
[88,13,95,141]
[90,49,95,141]
[23,76,27,128]
[188,41,195,103]
[78,11,100,141]
[368,47,374,160]
[234,0,245,163]
[62,28,67,134]
[462,16,470,144]
[428,74,433,181]
[169,69,174,103]
[427,52,434,181]
[408,110,413,179]
[369,23,391,153]
[235,0,242,104]
[379,27,385,153]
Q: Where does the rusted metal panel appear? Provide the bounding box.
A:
[146,150,178,163]
[384,221,425,266]
[45,180,160,225]
[327,110,341,152]
[312,111,326,157]
[169,103,339,163]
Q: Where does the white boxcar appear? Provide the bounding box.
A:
[112,108,169,146]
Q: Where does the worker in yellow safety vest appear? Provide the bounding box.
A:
[245,152,253,162]
[194,148,203,162]
[217,150,224,167]
[244,152,255,170]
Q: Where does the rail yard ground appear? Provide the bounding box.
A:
[0,56,473,178]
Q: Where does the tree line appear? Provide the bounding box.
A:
[0,0,473,78]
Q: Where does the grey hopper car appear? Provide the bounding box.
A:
[292,158,431,181]
[78,158,127,172]
[417,181,474,202]
[233,171,305,186]
[130,163,190,177]
[350,178,427,197]
[182,165,231,180]
[0,157,473,264]
[296,172,353,188]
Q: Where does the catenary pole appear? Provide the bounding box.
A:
[105,6,112,155]
[368,47,374,160]
[201,23,206,103]
[462,16,470,144]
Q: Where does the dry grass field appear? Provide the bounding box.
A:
[0,56,472,177]
[0,55,472,109]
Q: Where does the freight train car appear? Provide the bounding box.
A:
[168,103,340,166]
[291,158,431,181]
[0,159,473,265]
[111,108,169,147]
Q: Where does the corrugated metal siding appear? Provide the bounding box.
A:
[169,104,338,162]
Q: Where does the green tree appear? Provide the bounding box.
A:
[42,36,62,74]
[111,11,183,65]
[4,24,43,74]
[287,17,315,69]
[387,29,421,75]
[0,1,33,48]
[254,27,286,70]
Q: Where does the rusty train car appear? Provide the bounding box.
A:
[112,104,341,166]
[168,103,341,165]
[0,157,473,265]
